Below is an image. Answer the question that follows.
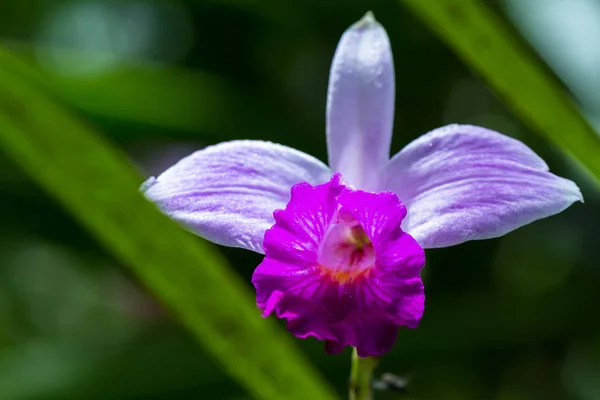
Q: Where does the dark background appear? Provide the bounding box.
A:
[0,0,598,399]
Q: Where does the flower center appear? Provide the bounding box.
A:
[317,216,376,284]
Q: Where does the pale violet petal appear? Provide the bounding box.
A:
[143,140,332,253]
[326,12,395,191]
[382,124,583,248]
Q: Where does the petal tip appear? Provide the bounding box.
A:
[140,176,157,193]
[354,11,378,29]
[559,176,584,204]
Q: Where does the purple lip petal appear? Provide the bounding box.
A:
[143,140,332,253]
[252,174,425,357]
[382,124,583,248]
[326,12,395,191]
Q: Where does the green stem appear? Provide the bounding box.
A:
[349,347,379,400]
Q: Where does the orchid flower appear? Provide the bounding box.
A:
[142,12,582,357]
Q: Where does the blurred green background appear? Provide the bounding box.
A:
[1,0,599,399]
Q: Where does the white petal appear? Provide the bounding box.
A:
[326,12,395,190]
[143,140,332,253]
[382,124,583,248]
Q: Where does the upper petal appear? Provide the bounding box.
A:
[382,124,583,248]
[143,140,332,253]
[326,12,395,191]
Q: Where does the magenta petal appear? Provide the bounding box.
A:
[143,140,331,253]
[382,124,583,248]
[337,190,426,326]
[325,315,399,357]
[252,174,425,357]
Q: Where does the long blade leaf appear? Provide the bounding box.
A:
[0,48,338,400]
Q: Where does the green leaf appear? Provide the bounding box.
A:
[398,0,600,185]
[0,48,338,400]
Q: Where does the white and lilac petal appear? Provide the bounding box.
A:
[143,140,332,253]
[382,124,583,248]
[326,12,395,190]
